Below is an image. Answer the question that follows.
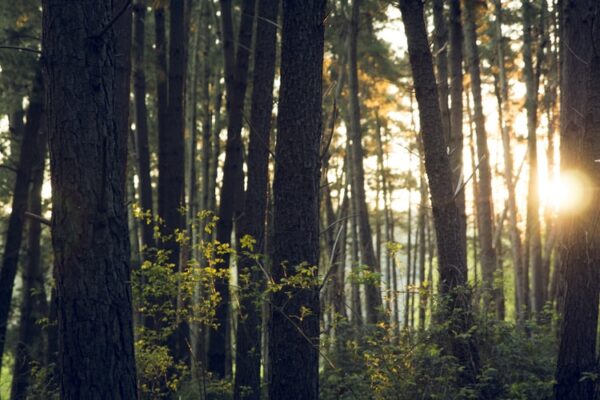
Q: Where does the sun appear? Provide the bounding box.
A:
[547,170,593,214]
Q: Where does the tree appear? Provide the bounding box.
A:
[0,70,44,370]
[42,0,138,397]
[208,0,256,377]
[464,0,500,315]
[347,0,384,324]
[554,1,600,398]
[233,0,279,398]
[399,0,480,386]
[9,74,46,400]
[268,1,326,398]
[132,0,154,251]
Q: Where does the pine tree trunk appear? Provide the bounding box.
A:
[209,0,256,377]
[132,0,154,250]
[268,2,325,398]
[42,0,138,396]
[464,0,498,315]
[9,88,47,400]
[493,0,526,321]
[448,0,467,265]
[399,0,480,386]
[554,2,600,398]
[0,71,44,370]
[347,0,384,324]
[432,0,450,145]
[233,0,278,397]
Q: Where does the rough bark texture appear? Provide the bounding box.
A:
[464,0,499,314]
[347,0,384,324]
[0,71,44,370]
[399,0,480,386]
[433,0,450,145]
[166,0,188,363]
[233,0,278,398]
[42,0,138,397]
[554,1,600,399]
[208,0,256,378]
[268,1,325,398]
[9,83,47,400]
[448,0,467,266]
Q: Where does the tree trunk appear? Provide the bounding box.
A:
[399,0,480,386]
[233,0,278,398]
[9,88,47,400]
[132,0,154,251]
[554,1,600,398]
[42,0,138,397]
[209,0,256,377]
[523,0,545,316]
[418,148,427,330]
[268,1,325,398]
[0,71,44,370]
[432,0,450,145]
[448,0,467,265]
[493,0,526,322]
[464,0,498,315]
[347,0,384,324]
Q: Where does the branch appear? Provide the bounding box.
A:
[25,212,51,227]
[0,46,41,55]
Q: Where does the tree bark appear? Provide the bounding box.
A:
[464,0,499,315]
[492,0,526,322]
[448,0,467,266]
[42,0,138,397]
[233,0,278,398]
[0,71,44,370]
[554,1,600,399]
[347,0,384,324]
[208,0,256,377]
[132,0,154,250]
[399,0,480,386]
[268,1,325,398]
[9,84,47,400]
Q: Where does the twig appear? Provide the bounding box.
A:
[25,211,51,227]
[0,46,41,55]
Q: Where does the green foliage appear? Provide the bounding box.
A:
[132,208,228,396]
[0,352,13,399]
[321,305,557,400]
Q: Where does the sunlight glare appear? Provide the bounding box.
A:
[551,170,592,214]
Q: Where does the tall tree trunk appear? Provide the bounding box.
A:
[233,0,278,398]
[432,0,450,144]
[554,1,600,398]
[132,0,154,250]
[268,1,325,398]
[404,167,412,330]
[464,0,498,315]
[492,0,526,321]
[9,91,47,400]
[418,148,427,330]
[448,0,467,265]
[348,144,363,329]
[347,0,384,324]
[209,0,256,377]
[523,0,546,316]
[42,0,138,396]
[399,0,480,386]
[0,71,44,370]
